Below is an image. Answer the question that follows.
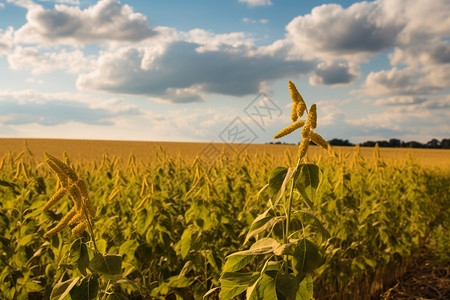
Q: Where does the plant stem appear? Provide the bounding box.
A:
[83,205,99,254]
[284,178,296,272]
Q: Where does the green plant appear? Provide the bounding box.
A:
[208,81,331,299]
[42,153,136,300]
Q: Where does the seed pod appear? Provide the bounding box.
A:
[43,188,67,211]
[288,81,304,104]
[45,152,78,182]
[307,104,317,129]
[44,207,78,238]
[72,221,87,235]
[297,101,307,118]
[273,120,306,139]
[297,138,310,160]
[68,184,82,210]
[68,211,84,226]
[301,124,310,139]
[291,102,299,122]
[310,131,329,150]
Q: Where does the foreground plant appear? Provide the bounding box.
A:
[43,153,130,300]
[208,81,331,299]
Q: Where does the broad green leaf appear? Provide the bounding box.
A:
[167,275,195,288]
[178,261,192,278]
[276,273,299,300]
[269,167,296,205]
[219,272,258,300]
[70,275,99,300]
[296,274,313,300]
[89,253,122,276]
[179,227,192,259]
[244,207,272,243]
[50,277,80,300]
[230,238,280,257]
[273,242,296,256]
[269,167,288,195]
[293,210,330,241]
[246,271,277,300]
[119,240,139,262]
[136,208,153,235]
[106,293,128,300]
[295,164,322,208]
[222,255,254,273]
[292,239,322,277]
[78,242,90,276]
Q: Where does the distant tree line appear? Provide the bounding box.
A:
[327,138,450,149]
[268,138,450,149]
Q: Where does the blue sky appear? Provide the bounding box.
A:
[0,0,449,144]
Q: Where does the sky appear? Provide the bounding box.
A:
[0,0,449,145]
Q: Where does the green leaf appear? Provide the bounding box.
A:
[296,274,313,300]
[50,277,80,300]
[179,227,192,259]
[293,210,330,241]
[167,275,195,288]
[269,167,295,205]
[222,255,254,273]
[78,243,90,276]
[219,272,258,300]
[106,293,128,300]
[295,164,322,208]
[292,239,322,278]
[136,208,153,235]
[89,253,122,276]
[276,273,299,300]
[70,275,99,300]
[269,167,289,195]
[229,238,281,257]
[119,240,139,263]
[246,271,277,300]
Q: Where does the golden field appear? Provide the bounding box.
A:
[0,138,449,169]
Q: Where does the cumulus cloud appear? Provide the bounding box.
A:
[309,62,359,86]
[360,65,450,96]
[238,0,272,7]
[0,89,141,126]
[14,0,157,44]
[77,41,315,102]
[7,46,95,74]
[0,27,13,56]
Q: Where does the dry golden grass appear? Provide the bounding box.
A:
[0,138,449,169]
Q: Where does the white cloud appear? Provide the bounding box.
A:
[309,62,359,86]
[38,0,79,4]
[7,46,95,74]
[242,18,269,24]
[14,0,157,44]
[360,65,450,97]
[76,41,315,102]
[0,89,141,126]
[0,27,13,56]
[0,3,5,8]
[238,0,272,7]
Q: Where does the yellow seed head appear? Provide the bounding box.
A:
[72,221,87,235]
[310,131,329,150]
[297,101,306,118]
[43,188,67,211]
[75,179,89,199]
[291,102,299,122]
[44,207,78,238]
[45,160,69,188]
[68,184,82,209]
[44,152,78,182]
[85,199,96,218]
[68,211,84,226]
[273,120,306,139]
[288,81,304,104]
[307,104,317,129]
[301,124,310,139]
[297,138,310,160]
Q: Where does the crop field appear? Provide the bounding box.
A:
[0,137,449,299]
